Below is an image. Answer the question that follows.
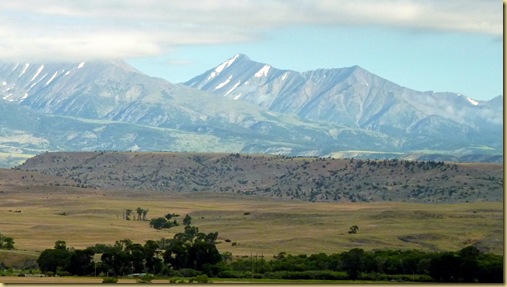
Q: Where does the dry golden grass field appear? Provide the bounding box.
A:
[0,183,502,267]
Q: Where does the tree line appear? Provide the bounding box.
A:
[35,226,502,283]
[225,246,502,283]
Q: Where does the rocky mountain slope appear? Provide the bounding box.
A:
[16,151,503,203]
[185,54,502,150]
[0,60,397,166]
[0,55,502,167]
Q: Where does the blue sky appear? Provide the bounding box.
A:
[0,0,502,101]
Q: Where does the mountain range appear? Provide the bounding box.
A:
[0,55,502,167]
[186,54,502,147]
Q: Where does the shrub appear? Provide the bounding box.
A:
[189,274,211,283]
[136,274,154,283]
[56,270,72,277]
[102,277,118,283]
[178,268,201,277]
[216,270,252,278]
[45,271,54,277]
[169,278,187,283]
[202,263,226,277]
[160,266,182,277]
[359,272,433,282]
[262,270,348,280]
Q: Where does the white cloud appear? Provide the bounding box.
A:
[0,0,501,61]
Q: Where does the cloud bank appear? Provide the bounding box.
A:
[0,0,502,61]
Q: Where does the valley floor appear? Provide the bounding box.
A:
[0,186,502,262]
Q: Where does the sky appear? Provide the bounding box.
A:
[0,0,502,101]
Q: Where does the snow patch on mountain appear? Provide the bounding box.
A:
[209,54,240,79]
[31,65,44,82]
[255,65,270,77]
[215,75,232,90]
[28,82,37,90]
[225,54,240,66]
[225,81,241,96]
[19,64,29,77]
[467,97,479,106]
[45,72,58,86]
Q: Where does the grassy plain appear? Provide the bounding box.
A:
[0,184,502,268]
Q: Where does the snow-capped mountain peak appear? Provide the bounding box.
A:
[185,54,502,139]
[0,59,171,118]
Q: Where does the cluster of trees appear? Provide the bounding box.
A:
[37,225,220,277]
[123,207,149,221]
[36,240,90,276]
[0,232,15,250]
[35,226,502,283]
[149,213,192,230]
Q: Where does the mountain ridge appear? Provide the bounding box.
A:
[16,151,503,203]
[184,54,501,149]
[185,54,500,122]
[0,55,502,167]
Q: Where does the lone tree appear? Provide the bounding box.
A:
[183,214,192,226]
[142,209,149,221]
[125,209,133,220]
[150,217,168,230]
[149,217,178,230]
[54,240,68,250]
[0,233,15,250]
[136,207,143,220]
[165,213,179,220]
[348,225,359,234]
